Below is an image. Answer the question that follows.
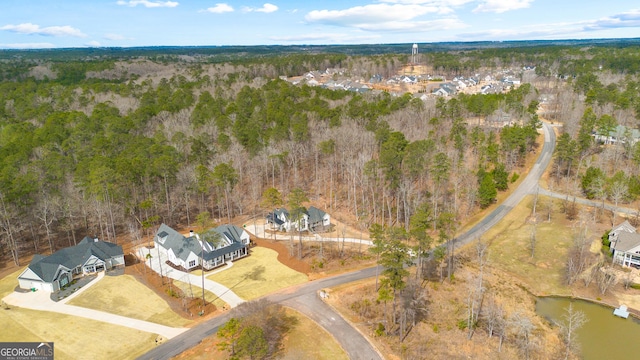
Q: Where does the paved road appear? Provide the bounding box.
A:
[455,122,556,247]
[538,188,639,217]
[139,122,558,359]
[247,222,373,246]
[138,266,383,360]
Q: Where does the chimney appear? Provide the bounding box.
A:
[94,237,99,243]
[189,230,195,238]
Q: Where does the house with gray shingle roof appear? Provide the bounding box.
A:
[609,220,640,267]
[266,206,331,233]
[155,223,249,271]
[18,237,124,292]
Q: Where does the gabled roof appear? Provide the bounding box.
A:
[274,208,289,218]
[214,224,246,244]
[612,232,640,252]
[611,220,636,235]
[156,223,202,262]
[156,223,247,262]
[24,239,123,282]
[266,213,284,225]
[307,206,327,224]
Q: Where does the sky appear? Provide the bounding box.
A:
[1,0,640,49]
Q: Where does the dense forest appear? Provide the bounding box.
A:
[1,42,640,271]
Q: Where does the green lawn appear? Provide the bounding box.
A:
[68,274,192,327]
[0,268,157,360]
[481,195,575,295]
[207,247,308,300]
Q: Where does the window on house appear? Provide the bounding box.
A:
[189,260,196,267]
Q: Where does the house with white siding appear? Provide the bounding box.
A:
[155,223,250,271]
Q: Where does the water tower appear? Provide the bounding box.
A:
[411,43,418,64]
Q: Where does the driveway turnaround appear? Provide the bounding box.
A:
[137,247,245,308]
[246,222,373,246]
[2,271,188,339]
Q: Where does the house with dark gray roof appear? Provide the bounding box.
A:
[266,206,331,233]
[609,220,640,267]
[155,223,249,271]
[18,237,124,292]
[266,208,290,231]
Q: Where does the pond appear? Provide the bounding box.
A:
[536,297,640,360]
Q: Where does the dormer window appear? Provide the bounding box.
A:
[157,231,168,244]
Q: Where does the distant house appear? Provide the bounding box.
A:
[593,125,640,146]
[266,206,331,233]
[267,208,291,232]
[609,220,640,267]
[155,223,249,271]
[306,206,331,232]
[18,237,124,292]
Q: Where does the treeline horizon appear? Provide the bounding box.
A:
[1,43,640,268]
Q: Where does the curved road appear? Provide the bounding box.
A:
[138,266,382,360]
[139,122,557,360]
[455,122,556,247]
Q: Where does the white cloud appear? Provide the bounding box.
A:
[86,40,102,47]
[270,33,380,43]
[583,9,640,30]
[116,0,179,8]
[0,23,86,37]
[473,0,533,14]
[104,33,126,40]
[460,9,640,40]
[304,4,465,31]
[0,42,56,49]
[203,3,234,13]
[379,0,473,5]
[243,3,279,13]
[306,4,442,25]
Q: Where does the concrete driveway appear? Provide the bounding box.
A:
[2,271,188,339]
[137,247,245,308]
[247,222,373,246]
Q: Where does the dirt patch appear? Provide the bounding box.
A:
[252,237,311,274]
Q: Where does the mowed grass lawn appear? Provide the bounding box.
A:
[68,274,192,327]
[0,269,157,360]
[207,247,308,300]
[481,195,575,295]
[281,308,348,360]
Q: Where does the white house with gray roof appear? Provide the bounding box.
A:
[155,223,249,271]
[17,237,124,292]
[266,206,331,233]
[609,220,640,267]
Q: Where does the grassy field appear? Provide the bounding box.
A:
[479,194,576,295]
[207,247,308,300]
[68,274,192,327]
[173,307,347,360]
[0,269,157,360]
[280,308,348,360]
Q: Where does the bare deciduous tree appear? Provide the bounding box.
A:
[558,303,588,360]
[595,264,617,295]
[509,311,537,360]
